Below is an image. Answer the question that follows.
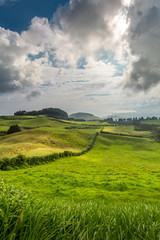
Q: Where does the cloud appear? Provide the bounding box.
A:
[125,0,160,91]
[125,58,160,91]
[0,65,20,93]
[52,0,126,65]
[26,90,41,100]
[0,26,45,94]
[2,0,160,101]
[0,0,127,96]
[54,0,122,41]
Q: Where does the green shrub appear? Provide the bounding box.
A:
[0,132,98,171]
[7,125,21,134]
[3,166,13,171]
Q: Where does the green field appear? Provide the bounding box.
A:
[102,125,152,137]
[0,116,98,158]
[1,133,160,201]
[141,120,160,125]
[0,116,160,239]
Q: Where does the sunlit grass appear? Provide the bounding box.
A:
[1,116,160,238]
[1,133,160,202]
[0,121,96,158]
[1,183,160,240]
[103,125,152,137]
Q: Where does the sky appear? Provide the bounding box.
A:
[0,0,160,117]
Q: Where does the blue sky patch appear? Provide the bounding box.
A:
[77,57,87,69]
[0,0,68,32]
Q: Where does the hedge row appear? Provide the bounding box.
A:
[0,132,98,171]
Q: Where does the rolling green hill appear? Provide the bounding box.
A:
[69,112,102,121]
[0,116,98,159]
[0,116,160,239]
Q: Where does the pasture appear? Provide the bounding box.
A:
[0,116,160,239]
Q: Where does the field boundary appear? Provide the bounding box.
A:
[100,130,151,138]
[0,132,99,171]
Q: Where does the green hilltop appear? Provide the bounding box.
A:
[69,112,102,121]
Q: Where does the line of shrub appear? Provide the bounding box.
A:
[0,132,98,171]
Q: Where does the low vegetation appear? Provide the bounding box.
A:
[102,125,152,137]
[1,182,160,240]
[0,116,98,159]
[0,115,160,239]
[0,132,98,170]
[7,125,21,134]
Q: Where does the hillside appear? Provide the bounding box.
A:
[0,116,98,159]
[14,108,68,119]
[70,112,102,121]
[1,117,160,239]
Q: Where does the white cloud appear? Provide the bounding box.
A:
[0,0,160,116]
[0,0,128,96]
[0,27,42,93]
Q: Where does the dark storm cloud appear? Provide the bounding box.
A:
[0,66,20,93]
[0,64,36,94]
[133,6,159,37]
[125,0,160,91]
[125,58,160,91]
[53,0,122,41]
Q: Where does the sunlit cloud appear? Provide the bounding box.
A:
[0,0,160,117]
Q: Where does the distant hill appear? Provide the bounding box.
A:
[69,112,102,121]
[14,108,68,120]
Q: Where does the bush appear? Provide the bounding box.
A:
[0,132,99,171]
[3,166,13,171]
[7,125,21,134]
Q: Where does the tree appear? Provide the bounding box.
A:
[7,125,21,134]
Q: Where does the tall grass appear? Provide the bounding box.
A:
[1,181,160,240]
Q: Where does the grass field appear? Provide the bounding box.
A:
[141,120,160,125]
[1,184,160,240]
[1,133,160,201]
[102,125,152,137]
[0,116,98,158]
[0,116,160,239]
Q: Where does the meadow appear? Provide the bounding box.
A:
[0,116,160,239]
[0,116,98,158]
[102,125,152,137]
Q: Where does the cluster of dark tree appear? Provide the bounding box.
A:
[14,108,68,120]
[0,132,98,171]
[103,116,160,124]
[7,125,21,134]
